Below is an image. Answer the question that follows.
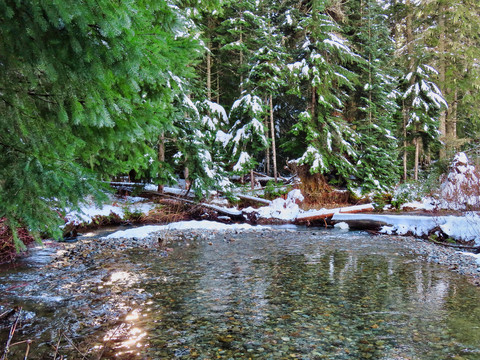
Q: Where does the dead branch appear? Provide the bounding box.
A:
[428,238,480,253]
[1,307,22,360]
[62,333,87,359]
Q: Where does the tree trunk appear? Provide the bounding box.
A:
[250,169,255,191]
[239,30,244,94]
[206,41,212,101]
[157,132,165,193]
[453,87,458,140]
[269,93,278,182]
[402,0,415,181]
[216,67,220,104]
[446,86,458,151]
[184,165,191,191]
[402,102,408,181]
[265,97,270,176]
[438,9,447,159]
[414,135,420,181]
[311,86,316,120]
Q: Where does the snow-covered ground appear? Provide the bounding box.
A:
[64,152,479,245]
[242,189,304,220]
[64,195,156,225]
[103,220,270,239]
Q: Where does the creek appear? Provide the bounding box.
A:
[1,227,480,359]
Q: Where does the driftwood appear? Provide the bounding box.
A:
[295,204,374,224]
[1,307,21,360]
[428,238,480,252]
[141,191,245,220]
[235,194,272,205]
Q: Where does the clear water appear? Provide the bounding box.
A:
[2,229,480,359]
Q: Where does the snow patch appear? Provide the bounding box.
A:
[439,152,480,210]
[243,189,304,221]
[103,220,269,239]
[65,196,156,225]
[233,152,251,172]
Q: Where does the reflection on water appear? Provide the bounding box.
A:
[2,230,480,359]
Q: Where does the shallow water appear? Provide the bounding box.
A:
[2,229,480,359]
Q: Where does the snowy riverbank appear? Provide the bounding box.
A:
[93,220,480,287]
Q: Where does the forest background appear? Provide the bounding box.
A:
[1,0,479,247]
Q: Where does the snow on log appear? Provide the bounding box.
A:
[235,194,272,205]
[332,213,439,234]
[295,204,374,223]
[331,213,480,244]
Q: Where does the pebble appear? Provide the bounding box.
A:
[390,235,480,286]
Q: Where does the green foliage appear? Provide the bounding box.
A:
[390,192,410,210]
[123,207,145,223]
[227,94,268,173]
[283,1,362,187]
[264,180,289,200]
[0,1,202,239]
[344,0,401,192]
[372,192,393,212]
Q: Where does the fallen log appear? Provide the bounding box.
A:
[235,194,272,205]
[140,191,244,220]
[428,238,480,253]
[295,204,374,224]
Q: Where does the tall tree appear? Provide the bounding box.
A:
[243,6,288,181]
[420,0,480,156]
[227,94,268,189]
[287,0,361,187]
[0,1,203,245]
[344,0,401,192]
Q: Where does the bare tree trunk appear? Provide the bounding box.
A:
[403,103,408,181]
[447,87,458,138]
[311,87,316,120]
[438,9,447,159]
[453,87,458,140]
[250,169,255,191]
[269,94,278,182]
[206,42,212,101]
[184,165,191,191]
[414,136,420,181]
[265,97,270,176]
[239,30,244,94]
[157,132,165,193]
[216,69,220,104]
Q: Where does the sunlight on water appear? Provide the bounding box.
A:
[2,230,480,359]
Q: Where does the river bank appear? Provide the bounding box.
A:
[3,224,480,359]
[39,220,480,287]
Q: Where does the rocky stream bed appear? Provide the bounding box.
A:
[2,226,480,359]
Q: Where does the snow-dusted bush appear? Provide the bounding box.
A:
[439,152,480,211]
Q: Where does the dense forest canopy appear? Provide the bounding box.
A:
[1,0,479,244]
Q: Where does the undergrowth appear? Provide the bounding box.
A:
[0,218,36,264]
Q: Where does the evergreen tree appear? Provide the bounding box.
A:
[216,0,259,102]
[286,0,361,187]
[0,1,203,244]
[243,5,289,180]
[227,94,268,183]
[419,0,480,155]
[344,0,400,192]
[400,64,447,179]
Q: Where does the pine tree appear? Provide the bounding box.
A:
[227,94,268,188]
[344,0,400,192]
[286,0,361,187]
[243,5,288,181]
[419,0,480,156]
[0,1,203,245]
[400,64,448,180]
